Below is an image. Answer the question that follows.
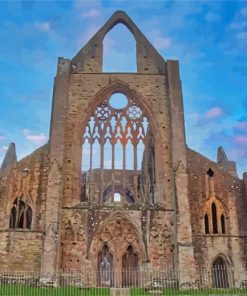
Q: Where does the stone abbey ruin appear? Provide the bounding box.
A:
[0,11,247,288]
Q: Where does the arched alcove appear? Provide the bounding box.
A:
[103,23,137,72]
[122,245,139,287]
[212,256,229,288]
[98,244,114,287]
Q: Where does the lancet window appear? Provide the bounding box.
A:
[203,196,227,235]
[9,196,32,229]
[81,92,156,205]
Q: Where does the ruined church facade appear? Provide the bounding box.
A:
[0,11,247,287]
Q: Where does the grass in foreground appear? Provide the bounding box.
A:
[0,286,247,296]
[130,288,247,295]
[0,286,110,296]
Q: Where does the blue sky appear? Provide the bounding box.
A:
[0,0,246,177]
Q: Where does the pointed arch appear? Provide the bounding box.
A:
[212,202,218,234]
[98,244,114,287]
[71,11,166,74]
[8,194,33,229]
[122,244,139,287]
[221,214,226,234]
[103,23,137,72]
[212,254,231,288]
[204,213,209,234]
[89,211,147,263]
[202,194,228,235]
[80,81,164,206]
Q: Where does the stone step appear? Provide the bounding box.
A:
[110,288,129,296]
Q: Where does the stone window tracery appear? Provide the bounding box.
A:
[81,92,156,205]
[9,196,32,229]
[203,195,227,235]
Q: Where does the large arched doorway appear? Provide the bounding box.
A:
[98,244,114,287]
[122,245,139,287]
[212,256,229,288]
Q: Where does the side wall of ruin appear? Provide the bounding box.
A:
[187,148,247,285]
[0,145,49,269]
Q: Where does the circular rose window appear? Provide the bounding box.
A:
[109,93,128,110]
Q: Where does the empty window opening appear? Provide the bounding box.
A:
[81,92,156,205]
[103,24,137,72]
[109,93,128,109]
[114,192,121,202]
[212,202,218,234]
[221,214,226,234]
[207,168,214,177]
[204,214,209,234]
[9,196,32,229]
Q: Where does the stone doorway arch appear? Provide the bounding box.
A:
[212,256,229,288]
[90,212,146,287]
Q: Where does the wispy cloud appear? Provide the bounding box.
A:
[103,36,115,55]
[147,29,171,50]
[237,32,247,40]
[22,129,47,144]
[240,7,247,16]
[82,9,100,18]
[76,24,101,47]
[236,121,247,129]
[205,12,221,22]
[235,135,247,144]
[153,36,171,50]
[35,21,51,32]
[1,146,8,152]
[204,107,223,119]
[229,21,247,30]
[0,134,6,141]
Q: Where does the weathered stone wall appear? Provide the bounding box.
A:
[0,231,43,269]
[0,145,49,269]
[59,208,174,271]
[187,148,247,284]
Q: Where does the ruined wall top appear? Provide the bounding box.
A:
[0,143,17,171]
[71,10,166,74]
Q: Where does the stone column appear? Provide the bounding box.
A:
[167,60,196,287]
[41,58,70,278]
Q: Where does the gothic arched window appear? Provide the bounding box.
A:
[204,213,209,234]
[9,196,33,229]
[221,214,226,234]
[203,196,227,235]
[212,202,218,234]
[81,92,156,205]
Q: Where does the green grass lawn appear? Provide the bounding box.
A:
[0,286,247,296]
[130,288,247,295]
[0,286,110,296]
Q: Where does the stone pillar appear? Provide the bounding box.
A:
[41,58,70,278]
[167,60,196,287]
